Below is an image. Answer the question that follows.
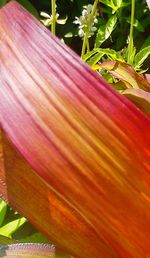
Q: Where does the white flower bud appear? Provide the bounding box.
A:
[78,29,85,37]
[73,4,98,38]
[91,26,97,32]
[87,4,93,13]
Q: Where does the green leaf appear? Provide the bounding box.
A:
[82,49,100,61]
[84,48,124,64]
[95,14,117,47]
[113,0,122,8]
[0,218,26,238]
[87,52,105,66]
[123,88,150,117]
[20,232,50,244]
[141,37,150,49]
[126,17,145,32]
[0,0,7,7]
[0,200,7,227]
[0,235,16,244]
[99,0,113,8]
[100,0,115,10]
[99,0,123,11]
[97,48,123,61]
[134,46,150,68]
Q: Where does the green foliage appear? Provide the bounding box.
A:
[0,199,50,245]
[0,0,7,7]
[95,14,117,47]
[0,199,26,240]
[83,47,124,64]
[0,200,7,227]
[0,218,26,238]
[134,46,150,69]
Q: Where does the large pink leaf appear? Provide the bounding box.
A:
[0,2,150,258]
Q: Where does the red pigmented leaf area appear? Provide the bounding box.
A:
[1,2,150,258]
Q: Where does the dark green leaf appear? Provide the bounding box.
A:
[17,0,39,18]
[0,0,7,7]
[135,46,150,68]
[95,14,117,47]
[0,200,7,227]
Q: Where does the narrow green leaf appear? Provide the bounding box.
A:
[141,37,150,49]
[113,0,122,8]
[0,199,7,227]
[95,14,117,47]
[105,14,118,38]
[84,48,124,64]
[82,48,99,61]
[134,46,150,68]
[99,0,113,8]
[87,52,104,66]
[0,218,26,238]
[97,48,124,61]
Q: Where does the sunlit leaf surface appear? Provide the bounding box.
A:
[96,61,150,91]
[0,2,150,258]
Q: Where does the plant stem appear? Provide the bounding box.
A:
[87,38,90,52]
[51,0,56,35]
[81,32,89,59]
[81,0,99,59]
[127,0,135,64]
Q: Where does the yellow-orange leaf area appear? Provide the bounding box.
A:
[94,61,150,117]
[0,2,150,258]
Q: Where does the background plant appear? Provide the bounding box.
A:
[0,198,50,244]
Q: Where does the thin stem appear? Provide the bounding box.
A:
[90,0,99,22]
[81,32,89,59]
[51,0,56,35]
[87,38,90,52]
[81,0,99,59]
[127,0,135,64]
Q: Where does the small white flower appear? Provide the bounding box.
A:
[94,18,98,24]
[91,26,97,32]
[78,29,84,37]
[86,4,93,13]
[73,17,81,25]
[40,12,67,27]
[73,4,98,38]
[82,9,87,17]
